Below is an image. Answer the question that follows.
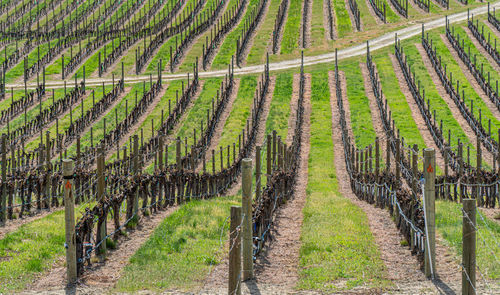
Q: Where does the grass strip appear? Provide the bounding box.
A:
[436,200,500,280]
[333,0,352,38]
[279,0,302,54]
[265,73,293,139]
[114,195,240,292]
[298,70,388,291]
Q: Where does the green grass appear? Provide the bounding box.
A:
[298,70,389,291]
[372,54,426,148]
[0,205,86,293]
[114,195,241,292]
[265,73,293,139]
[310,0,328,47]
[216,75,257,151]
[333,0,352,38]
[436,200,500,279]
[341,62,376,148]
[280,0,302,54]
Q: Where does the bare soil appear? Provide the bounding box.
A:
[251,73,310,290]
[345,0,362,32]
[479,207,500,225]
[484,20,500,39]
[389,53,446,170]
[324,0,337,40]
[415,42,494,166]
[359,63,393,169]
[299,0,312,48]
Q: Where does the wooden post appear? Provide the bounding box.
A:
[63,159,77,284]
[386,137,391,172]
[229,206,242,295]
[375,137,380,177]
[176,137,181,169]
[476,136,481,170]
[396,138,401,188]
[423,148,436,279]
[133,135,139,215]
[256,146,261,202]
[266,135,271,182]
[0,135,5,225]
[97,146,106,255]
[462,199,476,295]
[241,158,253,280]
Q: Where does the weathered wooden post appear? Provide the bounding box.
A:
[256,146,261,201]
[133,135,139,215]
[229,206,242,295]
[462,199,476,295]
[266,134,271,182]
[0,134,6,225]
[63,159,77,284]
[424,148,436,279]
[97,146,106,255]
[375,137,380,178]
[242,158,253,280]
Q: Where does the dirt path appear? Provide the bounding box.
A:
[389,53,446,170]
[28,205,179,292]
[195,79,241,172]
[416,43,494,166]
[329,69,464,294]
[267,0,289,54]
[300,0,312,48]
[285,73,300,143]
[251,74,310,291]
[464,26,500,74]
[441,33,500,122]
[360,63,393,169]
[324,0,336,40]
[199,76,275,291]
[479,207,500,225]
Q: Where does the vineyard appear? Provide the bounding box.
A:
[0,0,498,293]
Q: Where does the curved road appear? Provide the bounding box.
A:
[9,1,500,90]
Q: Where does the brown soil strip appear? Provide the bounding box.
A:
[440,34,500,122]
[28,205,179,291]
[364,0,384,25]
[251,73,310,290]
[344,0,362,32]
[464,26,500,74]
[285,73,300,144]
[484,20,500,39]
[199,75,275,291]
[104,84,169,162]
[416,42,494,166]
[323,0,336,40]
[238,0,272,67]
[299,0,312,48]
[195,79,241,172]
[330,69,463,293]
[389,53,446,170]
[267,0,289,55]
[359,63,392,169]
[407,0,427,15]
